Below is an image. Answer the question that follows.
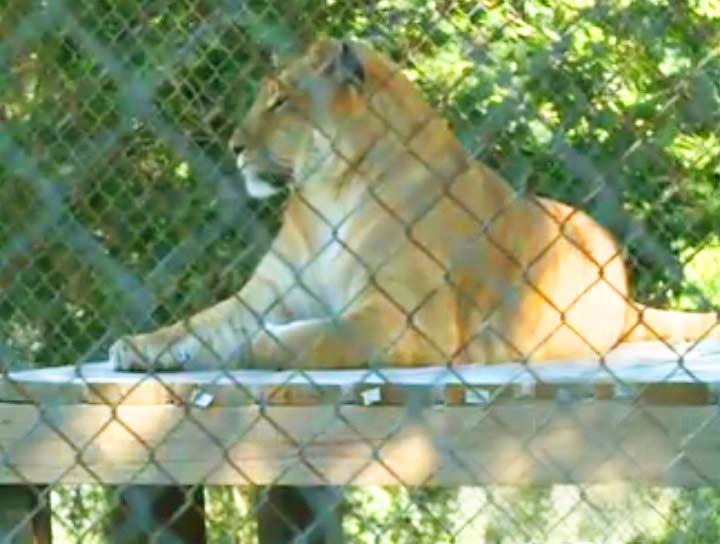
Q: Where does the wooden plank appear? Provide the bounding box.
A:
[0,402,719,486]
[3,340,720,407]
[1,341,719,487]
[0,485,51,544]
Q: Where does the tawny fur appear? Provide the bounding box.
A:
[110,39,719,371]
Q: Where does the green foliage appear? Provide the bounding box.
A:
[52,485,114,543]
[650,488,720,543]
[344,487,458,543]
[3,0,719,365]
[205,487,257,543]
[676,237,720,308]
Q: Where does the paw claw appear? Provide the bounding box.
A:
[110,337,135,371]
[110,333,196,371]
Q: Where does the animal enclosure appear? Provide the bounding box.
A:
[2,1,720,542]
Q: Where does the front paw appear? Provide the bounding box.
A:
[110,333,194,371]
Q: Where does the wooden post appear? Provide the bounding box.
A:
[0,485,52,544]
[107,485,206,544]
[256,486,344,544]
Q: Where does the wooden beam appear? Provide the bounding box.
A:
[0,341,719,487]
[0,401,719,486]
[2,341,719,407]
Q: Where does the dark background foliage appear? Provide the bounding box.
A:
[2,0,718,367]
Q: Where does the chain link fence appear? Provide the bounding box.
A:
[2,0,720,542]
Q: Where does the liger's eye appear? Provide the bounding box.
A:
[268,95,288,112]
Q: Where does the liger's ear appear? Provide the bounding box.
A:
[317,41,365,89]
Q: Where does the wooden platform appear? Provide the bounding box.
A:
[2,341,720,487]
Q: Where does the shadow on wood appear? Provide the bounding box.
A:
[0,485,51,544]
[256,486,344,544]
[107,485,205,544]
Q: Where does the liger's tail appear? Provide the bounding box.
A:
[622,304,720,343]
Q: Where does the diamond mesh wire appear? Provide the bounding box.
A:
[1,0,720,542]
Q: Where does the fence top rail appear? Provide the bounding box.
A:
[3,340,720,406]
[2,340,720,487]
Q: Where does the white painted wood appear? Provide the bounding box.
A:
[4,340,720,405]
[1,341,719,486]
